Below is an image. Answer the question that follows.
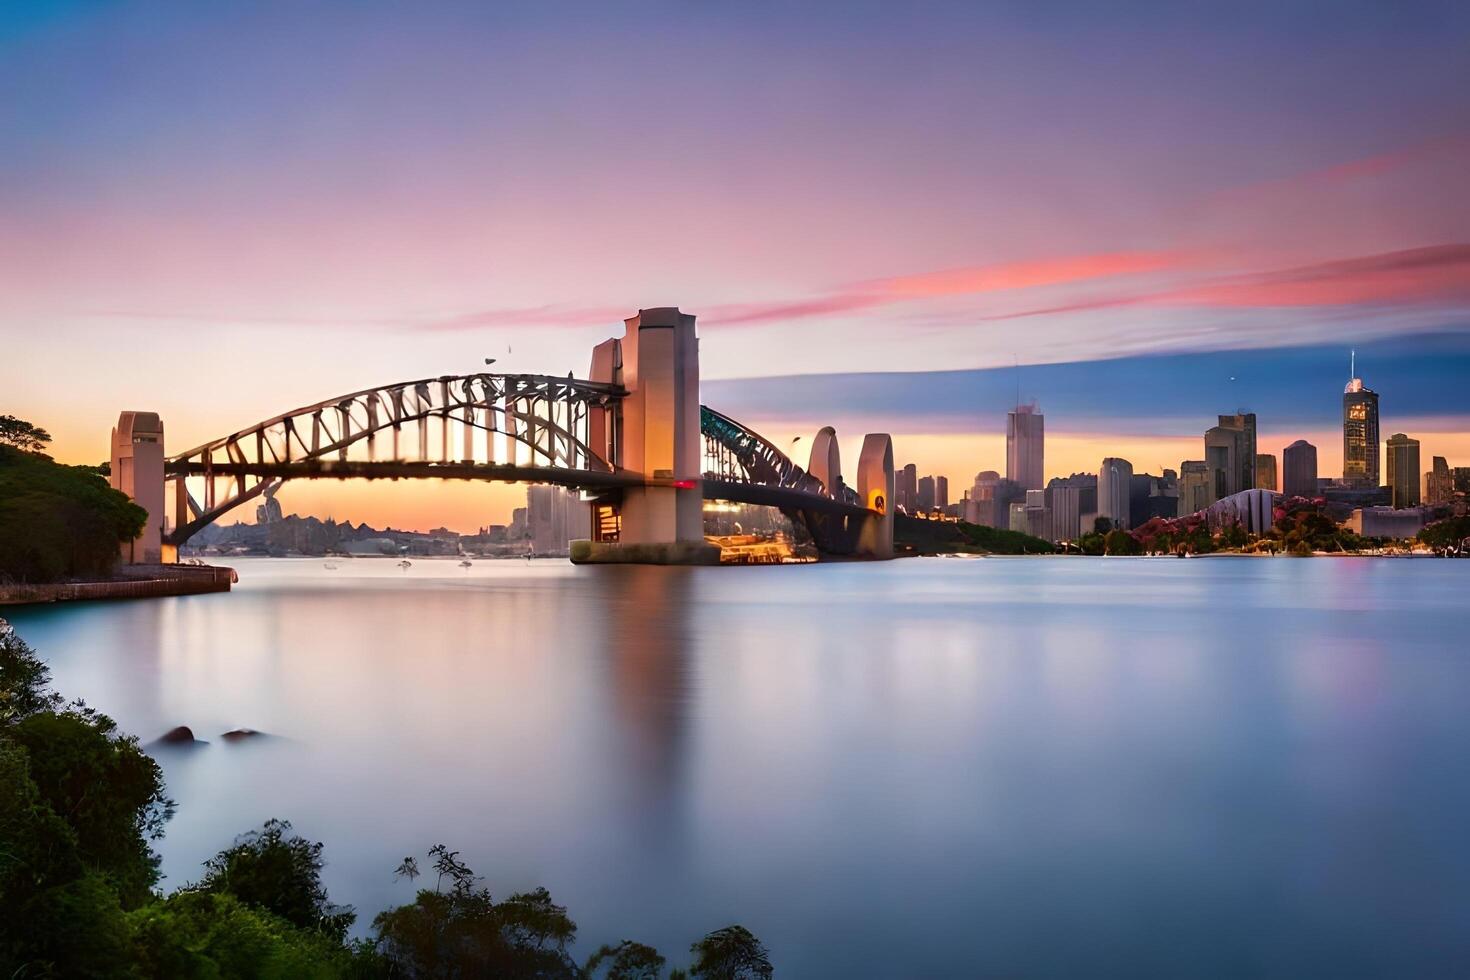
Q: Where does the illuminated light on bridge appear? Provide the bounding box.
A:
[109,307,895,565]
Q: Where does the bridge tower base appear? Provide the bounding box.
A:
[573,307,721,566]
[110,411,170,564]
[853,433,895,559]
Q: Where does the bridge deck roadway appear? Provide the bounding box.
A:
[167,461,872,517]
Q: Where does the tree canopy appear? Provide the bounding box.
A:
[0,439,146,582]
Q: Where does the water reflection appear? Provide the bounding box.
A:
[594,567,694,847]
[6,556,1470,977]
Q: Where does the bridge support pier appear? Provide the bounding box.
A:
[110,411,170,564]
[853,433,895,559]
[574,307,720,566]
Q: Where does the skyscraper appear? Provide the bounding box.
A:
[1343,358,1380,487]
[1178,460,1213,514]
[1426,456,1452,507]
[1204,413,1257,499]
[1385,433,1421,508]
[1282,440,1318,498]
[1255,453,1277,492]
[898,464,918,512]
[1048,485,1082,542]
[917,475,936,512]
[1006,402,1045,491]
[1098,457,1133,530]
[935,476,949,510]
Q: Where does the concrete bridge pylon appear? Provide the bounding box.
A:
[574,307,721,564]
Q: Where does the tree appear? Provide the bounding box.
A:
[586,940,667,980]
[372,847,581,979]
[8,705,173,907]
[688,926,773,980]
[1103,529,1141,556]
[0,415,51,454]
[0,619,62,722]
[1419,515,1470,556]
[0,443,146,582]
[194,818,356,942]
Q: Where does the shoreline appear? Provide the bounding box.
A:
[0,564,236,606]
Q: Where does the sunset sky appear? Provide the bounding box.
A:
[4,1,1469,530]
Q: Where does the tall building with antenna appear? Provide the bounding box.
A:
[1006,402,1045,491]
[1343,350,1380,488]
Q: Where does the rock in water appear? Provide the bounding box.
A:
[157,726,196,744]
[221,728,266,742]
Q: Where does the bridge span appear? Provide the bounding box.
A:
[109,307,893,565]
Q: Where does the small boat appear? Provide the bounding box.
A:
[323,561,339,570]
[397,559,413,569]
[459,559,473,568]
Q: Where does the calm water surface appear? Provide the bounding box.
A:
[8,556,1470,977]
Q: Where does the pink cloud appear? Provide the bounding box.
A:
[964,243,1470,322]
[865,250,1189,298]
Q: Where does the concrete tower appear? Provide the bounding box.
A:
[110,411,166,564]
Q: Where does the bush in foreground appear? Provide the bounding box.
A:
[0,619,774,978]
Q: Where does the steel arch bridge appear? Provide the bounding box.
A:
[161,374,869,549]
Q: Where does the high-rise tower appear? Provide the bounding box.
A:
[1006,402,1045,491]
[1342,352,1380,487]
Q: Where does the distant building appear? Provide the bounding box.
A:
[1098,457,1133,530]
[992,478,1026,529]
[1282,440,1318,498]
[1006,402,1045,491]
[1343,369,1380,487]
[1255,453,1277,492]
[898,464,918,512]
[1426,456,1452,507]
[1178,460,1213,514]
[1130,470,1179,524]
[935,476,949,510]
[1015,489,1049,539]
[1048,485,1082,542]
[917,475,936,512]
[1048,472,1098,520]
[1204,413,1257,500]
[966,471,1000,526]
[1455,467,1470,495]
[1204,488,1276,535]
[1349,506,1424,539]
[255,489,283,525]
[1385,433,1421,508]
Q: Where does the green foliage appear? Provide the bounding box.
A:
[8,705,173,907]
[586,939,667,979]
[0,443,147,583]
[371,846,581,978]
[129,891,366,980]
[0,414,52,453]
[1270,499,1371,554]
[1103,529,1141,556]
[1,621,774,979]
[688,925,773,980]
[1075,531,1106,556]
[194,818,356,942]
[1419,515,1470,555]
[0,620,62,722]
[895,514,1054,555]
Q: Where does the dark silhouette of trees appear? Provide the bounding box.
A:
[0,415,51,454]
[688,925,773,980]
[193,818,357,941]
[586,939,667,979]
[0,441,146,582]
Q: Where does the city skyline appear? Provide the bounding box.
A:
[5,1,1469,532]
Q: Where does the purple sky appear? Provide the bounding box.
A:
[4,1,1468,526]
